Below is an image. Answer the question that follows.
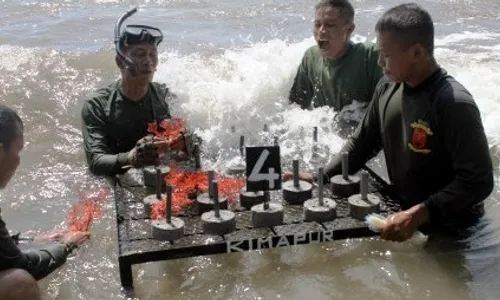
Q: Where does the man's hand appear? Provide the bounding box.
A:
[381,203,429,242]
[60,231,90,247]
[33,231,65,243]
[153,135,185,153]
[127,135,161,167]
[282,171,315,183]
[34,231,90,250]
[154,133,191,161]
[168,136,187,152]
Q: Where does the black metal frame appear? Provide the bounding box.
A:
[114,174,400,289]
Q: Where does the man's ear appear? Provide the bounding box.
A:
[410,44,427,62]
[346,22,355,37]
[115,55,124,69]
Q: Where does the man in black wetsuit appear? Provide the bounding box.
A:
[81,8,187,176]
[0,104,89,300]
[285,3,494,241]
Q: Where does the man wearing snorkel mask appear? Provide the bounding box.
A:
[81,8,188,176]
[289,0,383,135]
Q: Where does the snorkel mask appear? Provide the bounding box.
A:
[114,7,164,76]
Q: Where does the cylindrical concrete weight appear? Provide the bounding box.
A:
[196,193,228,215]
[201,210,236,235]
[143,165,170,189]
[251,203,284,228]
[303,198,337,222]
[151,217,185,241]
[282,180,313,205]
[143,194,164,215]
[239,187,265,210]
[330,174,360,197]
[348,193,381,221]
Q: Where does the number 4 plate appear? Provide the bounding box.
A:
[245,146,281,192]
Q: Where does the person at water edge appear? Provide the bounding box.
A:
[0,104,90,300]
[284,3,494,241]
[288,0,383,126]
[81,10,187,176]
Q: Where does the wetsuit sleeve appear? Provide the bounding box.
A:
[323,82,384,181]
[0,217,68,281]
[424,91,494,222]
[81,99,129,176]
[289,52,314,109]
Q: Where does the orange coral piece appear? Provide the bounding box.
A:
[217,176,246,203]
[66,189,109,232]
[149,163,247,219]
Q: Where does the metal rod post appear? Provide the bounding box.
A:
[239,135,245,157]
[341,152,349,180]
[293,160,299,188]
[208,170,214,198]
[318,167,324,206]
[194,142,201,169]
[361,171,369,201]
[166,185,172,223]
[263,190,270,210]
[313,126,318,142]
[212,181,220,218]
[155,166,162,199]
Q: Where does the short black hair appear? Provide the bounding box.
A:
[375,3,434,54]
[0,104,23,151]
[315,0,355,24]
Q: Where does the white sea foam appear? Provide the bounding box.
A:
[154,33,500,172]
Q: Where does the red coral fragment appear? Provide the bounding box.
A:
[66,189,109,232]
[149,163,246,220]
[148,117,185,143]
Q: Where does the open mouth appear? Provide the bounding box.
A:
[318,39,329,50]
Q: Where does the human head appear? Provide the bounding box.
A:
[375,3,435,83]
[313,0,355,59]
[115,12,163,85]
[0,104,24,189]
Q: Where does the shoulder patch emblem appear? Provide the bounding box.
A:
[408,120,433,154]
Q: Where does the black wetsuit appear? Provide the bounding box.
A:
[81,80,173,176]
[0,212,68,280]
[325,68,494,234]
